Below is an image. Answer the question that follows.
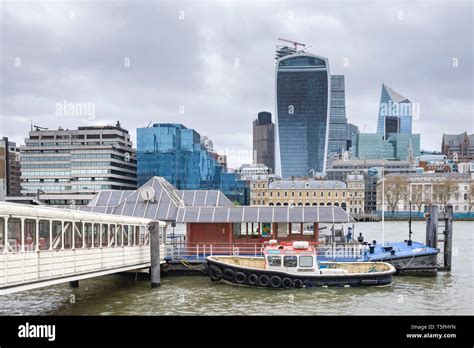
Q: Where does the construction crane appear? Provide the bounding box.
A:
[32,124,48,131]
[278,38,306,51]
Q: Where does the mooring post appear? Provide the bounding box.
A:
[149,222,161,288]
[425,204,438,249]
[444,205,453,270]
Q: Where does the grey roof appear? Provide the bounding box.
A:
[175,206,354,224]
[268,180,346,190]
[442,133,474,146]
[175,190,234,207]
[79,177,183,220]
[79,176,355,223]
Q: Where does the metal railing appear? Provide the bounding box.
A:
[165,242,264,261]
[164,242,364,261]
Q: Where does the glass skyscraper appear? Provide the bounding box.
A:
[376,83,412,137]
[137,123,248,205]
[327,75,359,156]
[275,53,330,178]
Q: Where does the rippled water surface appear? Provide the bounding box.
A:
[1,221,473,315]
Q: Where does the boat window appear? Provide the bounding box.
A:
[267,256,282,267]
[284,256,297,267]
[73,222,82,248]
[24,219,36,251]
[299,256,313,267]
[39,220,50,250]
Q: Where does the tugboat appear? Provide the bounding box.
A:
[206,240,396,288]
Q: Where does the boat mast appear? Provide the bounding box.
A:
[381,164,385,246]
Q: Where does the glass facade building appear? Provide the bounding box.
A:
[137,123,248,205]
[351,133,420,160]
[253,111,275,172]
[376,84,412,137]
[327,75,359,156]
[275,54,330,178]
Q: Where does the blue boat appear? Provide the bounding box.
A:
[317,240,439,275]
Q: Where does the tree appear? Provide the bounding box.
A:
[383,175,409,213]
[433,178,459,211]
[410,184,424,213]
[467,181,474,213]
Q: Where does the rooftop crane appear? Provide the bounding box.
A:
[278,38,306,51]
[32,124,48,131]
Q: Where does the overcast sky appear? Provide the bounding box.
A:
[1,0,473,168]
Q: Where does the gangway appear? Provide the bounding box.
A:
[0,202,166,295]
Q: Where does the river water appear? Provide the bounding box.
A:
[1,221,473,315]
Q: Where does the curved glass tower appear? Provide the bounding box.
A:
[274,54,330,178]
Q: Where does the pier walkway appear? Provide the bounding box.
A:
[0,202,166,295]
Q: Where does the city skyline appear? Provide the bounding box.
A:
[1,1,473,169]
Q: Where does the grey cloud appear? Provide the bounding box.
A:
[0,0,472,167]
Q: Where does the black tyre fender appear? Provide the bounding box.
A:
[258,274,270,287]
[208,264,223,281]
[282,277,293,289]
[293,279,304,288]
[223,268,235,281]
[248,273,258,285]
[235,271,247,284]
[270,275,282,288]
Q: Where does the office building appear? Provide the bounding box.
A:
[253,111,275,172]
[351,133,420,161]
[137,123,248,205]
[327,75,359,156]
[275,53,330,178]
[19,123,137,206]
[0,138,21,200]
[376,83,413,137]
[327,159,416,213]
[237,163,272,181]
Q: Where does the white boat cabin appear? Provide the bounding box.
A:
[263,240,348,275]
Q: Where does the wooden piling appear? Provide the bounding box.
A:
[149,222,161,288]
[443,205,453,270]
[425,205,438,249]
